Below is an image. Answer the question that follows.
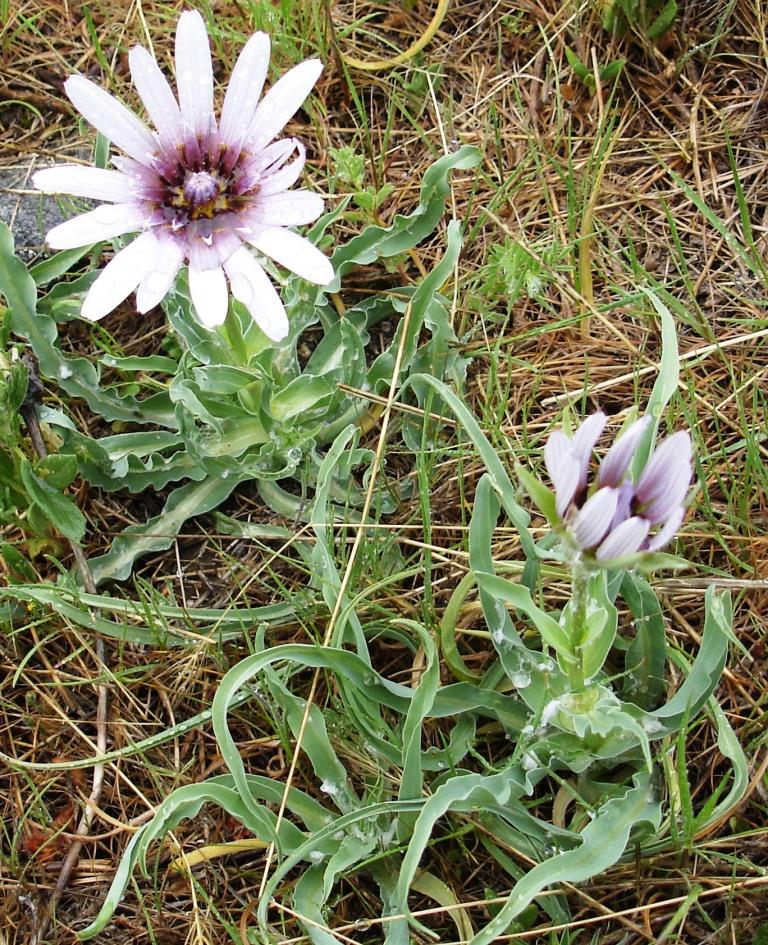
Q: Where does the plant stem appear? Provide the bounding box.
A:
[568,560,590,690]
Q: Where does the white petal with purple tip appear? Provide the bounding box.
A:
[33,165,136,203]
[175,10,214,143]
[544,431,571,480]
[642,459,691,524]
[81,231,159,321]
[250,227,333,285]
[598,415,651,488]
[570,411,607,487]
[248,138,297,175]
[224,246,288,341]
[554,462,580,518]
[189,263,228,327]
[129,45,184,149]
[571,487,618,550]
[45,203,151,249]
[609,480,635,530]
[65,75,157,166]
[635,431,692,504]
[248,58,323,151]
[544,431,580,516]
[596,516,650,560]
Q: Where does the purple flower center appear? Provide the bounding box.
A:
[183,170,220,206]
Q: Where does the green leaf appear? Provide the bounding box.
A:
[648,0,678,38]
[270,374,334,421]
[411,871,475,943]
[515,464,558,525]
[0,580,297,647]
[328,146,482,284]
[18,456,86,542]
[0,222,174,427]
[35,453,77,490]
[2,359,29,413]
[404,772,659,945]
[99,353,179,373]
[621,572,666,709]
[599,59,625,82]
[29,244,95,286]
[650,586,731,732]
[396,618,439,835]
[564,46,589,80]
[475,572,574,665]
[699,699,748,829]
[577,570,618,681]
[78,780,302,940]
[632,288,680,476]
[87,475,242,585]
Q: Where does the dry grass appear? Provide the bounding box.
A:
[1,0,768,943]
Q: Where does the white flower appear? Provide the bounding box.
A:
[33,10,333,341]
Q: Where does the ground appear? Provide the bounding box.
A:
[1,1,768,944]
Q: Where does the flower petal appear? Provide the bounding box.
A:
[250,227,333,284]
[248,138,298,174]
[641,458,692,524]
[81,231,159,321]
[570,411,606,488]
[187,222,243,271]
[189,263,228,328]
[129,44,184,150]
[223,246,288,341]
[609,480,635,530]
[220,32,270,155]
[135,238,185,313]
[258,140,306,196]
[65,75,157,166]
[33,165,137,203]
[45,203,151,249]
[635,430,692,509]
[646,506,685,552]
[544,431,579,517]
[175,9,214,145]
[596,516,650,560]
[598,415,651,488]
[571,487,618,550]
[236,139,306,195]
[249,191,324,227]
[248,58,323,151]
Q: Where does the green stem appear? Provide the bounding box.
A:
[568,561,590,690]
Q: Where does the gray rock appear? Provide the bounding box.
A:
[0,159,92,261]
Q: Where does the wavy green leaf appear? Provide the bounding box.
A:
[88,475,243,585]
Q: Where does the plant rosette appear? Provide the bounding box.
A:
[0,9,483,583]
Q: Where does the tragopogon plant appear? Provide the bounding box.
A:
[74,344,744,943]
[0,9,482,586]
